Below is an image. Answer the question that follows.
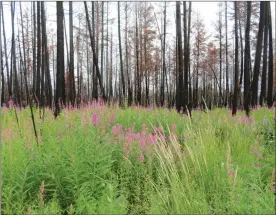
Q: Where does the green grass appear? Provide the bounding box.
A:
[1,105,275,214]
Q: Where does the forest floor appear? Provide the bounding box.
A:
[1,104,275,214]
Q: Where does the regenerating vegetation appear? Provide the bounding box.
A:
[1,103,275,214]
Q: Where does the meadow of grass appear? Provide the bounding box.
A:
[1,103,275,214]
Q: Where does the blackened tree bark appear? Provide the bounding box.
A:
[244,1,251,116]
[55,1,66,118]
[188,2,192,110]
[91,2,98,101]
[125,3,132,106]
[84,2,106,101]
[160,2,166,107]
[32,2,36,96]
[260,2,268,106]
[101,2,104,81]
[118,2,126,106]
[225,2,229,107]
[232,2,239,116]
[251,2,264,107]
[135,5,141,105]
[176,2,184,113]
[183,1,189,115]
[267,3,274,107]
[0,2,3,105]
[11,2,21,106]
[1,3,11,99]
[41,2,52,107]
[69,2,75,106]
[36,2,41,105]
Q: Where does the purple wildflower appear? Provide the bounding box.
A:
[92,113,99,125]
[171,124,177,131]
[258,153,263,159]
[110,114,116,124]
[139,153,145,162]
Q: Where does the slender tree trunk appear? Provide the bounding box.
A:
[118,2,125,106]
[176,2,184,113]
[136,5,141,105]
[232,2,239,116]
[40,2,45,111]
[36,1,41,105]
[55,1,66,117]
[251,2,264,107]
[100,2,104,81]
[69,2,75,106]
[267,2,274,107]
[219,6,222,107]
[91,2,98,101]
[183,1,189,115]
[106,3,109,99]
[84,2,106,101]
[11,2,21,106]
[1,3,11,99]
[243,1,251,116]
[63,15,69,73]
[188,2,192,109]
[225,2,229,107]
[238,17,244,102]
[0,2,3,106]
[32,2,36,96]
[160,2,166,107]
[125,3,132,106]
[109,32,113,100]
[260,2,268,106]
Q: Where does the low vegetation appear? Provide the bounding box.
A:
[2,103,275,214]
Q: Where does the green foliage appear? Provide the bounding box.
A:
[1,106,275,214]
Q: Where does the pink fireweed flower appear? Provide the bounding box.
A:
[139,139,146,149]
[271,185,275,191]
[149,134,157,144]
[171,123,177,131]
[111,125,118,135]
[92,113,99,125]
[134,133,141,140]
[8,99,14,108]
[110,114,116,124]
[146,136,152,145]
[139,153,145,162]
[159,135,166,142]
[250,149,255,154]
[112,124,123,135]
[141,131,147,137]
[125,134,133,145]
[117,124,123,133]
[256,162,262,168]
[258,154,263,159]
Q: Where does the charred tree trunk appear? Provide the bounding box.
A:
[36,1,41,105]
[251,2,264,107]
[69,2,75,106]
[267,2,274,107]
[260,2,268,106]
[84,2,106,101]
[243,1,251,116]
[232,2,239,116]
[176,2,184,113]
[54,1,66,118]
